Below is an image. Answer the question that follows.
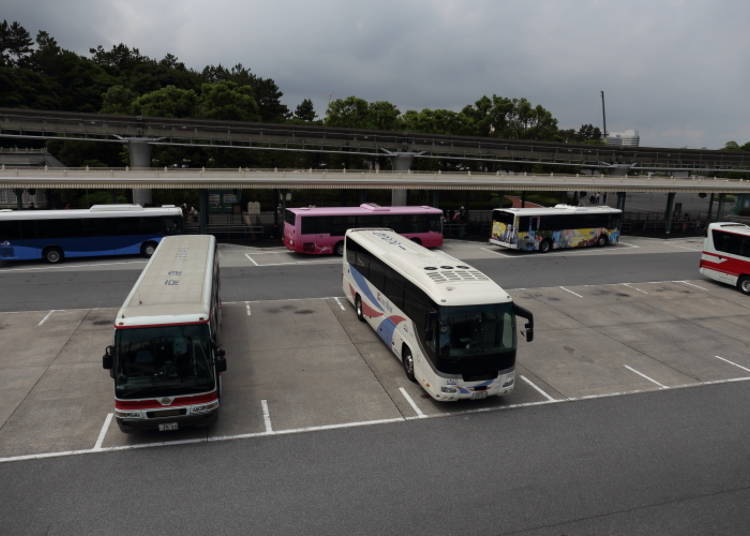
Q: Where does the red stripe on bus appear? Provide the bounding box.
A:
[115,391,218,410]
[700,255,750,276]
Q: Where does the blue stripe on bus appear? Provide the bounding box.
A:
[0,235,163,260]
[377,315,405,346]
[349,265,383,311]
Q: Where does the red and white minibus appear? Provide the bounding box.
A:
[699,222,750,295]
[102,234,227,432]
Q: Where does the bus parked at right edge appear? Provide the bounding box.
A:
[699,222,750,295]
[343,228,534,402]
[490,205,622,253]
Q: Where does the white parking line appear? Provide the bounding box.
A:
[520,374,556,401]
[93,413,113,450]
[399,387,426,418]
[676,280,709,291]
[244,253,259,266]
[559,286,583,298]
[3,376,750,464]
[624,365,668,389]
[714,355,750,374]
[617,241,640,249]
[245,302,252,316]
[333,297,346,311]
[261,400,273,433]
[480,247,511,257]
[37,310,55,326]
[622,283,648,295]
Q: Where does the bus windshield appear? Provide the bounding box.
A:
[437,303,516,358]
[114,324,214,398]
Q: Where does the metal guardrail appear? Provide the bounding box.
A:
[1,167,750,194]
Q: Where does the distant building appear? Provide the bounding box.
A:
[606,129,640,147]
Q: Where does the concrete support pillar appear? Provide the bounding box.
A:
[521,192,527,208]
[707,193,715,222]
[389,153,414,206]
[717,193,725,220]
[128,139,153,206]
[199,189,208,234]
[14,188,23,209]
[431,191,439,208]
[664,192,676,235]
[616,192,627,211]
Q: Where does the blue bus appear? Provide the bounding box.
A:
[0,204,183,263]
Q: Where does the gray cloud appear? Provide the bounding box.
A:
[3,0,749,148]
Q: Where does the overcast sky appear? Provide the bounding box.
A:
[4,0,749,149]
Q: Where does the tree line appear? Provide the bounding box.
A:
[0,20,613,169]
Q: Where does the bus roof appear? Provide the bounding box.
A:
[115,235,215,328]
[346,228,511,306]
[707,222,750,236]
[287,203,442,216]
[493,204,622,217]
[0,204,182,221]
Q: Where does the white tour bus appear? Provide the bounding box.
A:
[103,234,226,432]
[343,228,534,401]
[699,222,750,295]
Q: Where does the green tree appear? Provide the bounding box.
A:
[196,80,260,121]
[724,141,741,150]
[325,96,370,127]
[100,85,137,114]
[294,98,317,121]
[0,20,33,66]
[201,63,288,122]
[130,85,197,117]
[366,101,401,130]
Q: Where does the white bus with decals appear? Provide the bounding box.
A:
[343,228,534,401]
[102,234,226,432]
[699,222,750,295]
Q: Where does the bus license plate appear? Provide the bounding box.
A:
[472,391,488,400]
[158,422,179,432]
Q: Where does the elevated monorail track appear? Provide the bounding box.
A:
[2,108,750,173]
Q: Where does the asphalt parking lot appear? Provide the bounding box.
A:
[1,267,749,461]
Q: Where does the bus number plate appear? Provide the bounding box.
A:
[471,391,488,400]
[158,422,179,432]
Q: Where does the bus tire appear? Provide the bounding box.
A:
[539,239,552,253]
[402,346,416,383]
[141,241,158,258]
[43,247,63,264]
[355,295,365,321]
[738,275,750,295]
[410,237,422,246]
[597,234,608,247]
[334,241,345,256]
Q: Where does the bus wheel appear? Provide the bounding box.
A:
[597,234,608,247]
[738,275,750,295]
[539,239,552,253]
[141,241,158,257]
[334,241,344,256]
[402,346,416,382]
[410,237,422,246]
[355,295,365,321]
[43,247,63,264]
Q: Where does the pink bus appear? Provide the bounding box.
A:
[283,203,444,255]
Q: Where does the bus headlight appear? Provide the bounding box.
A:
[440,385,458,393]
[190,401,219,415]
[502,376,514,387]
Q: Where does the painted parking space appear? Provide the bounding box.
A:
[1,276,749,461]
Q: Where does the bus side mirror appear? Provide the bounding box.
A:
[215,347,227,373]
[513,303,534,343]
[102,345,113,369]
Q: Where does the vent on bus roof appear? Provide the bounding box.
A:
[424,269,488,284]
